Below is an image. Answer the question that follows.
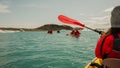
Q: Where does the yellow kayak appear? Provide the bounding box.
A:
[85,57,102,68]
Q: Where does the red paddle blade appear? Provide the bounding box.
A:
[58,15,85,27]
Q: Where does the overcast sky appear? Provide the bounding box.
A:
[0,0,120,28]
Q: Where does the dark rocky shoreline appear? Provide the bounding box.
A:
[0,24,83,31]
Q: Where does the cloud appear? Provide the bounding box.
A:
[104,7,114,12]
[84,15,110,28]
[0,4,10,13]
[20,4,39,8]
[91,16,109,21]
[19,3,52,9]
[83,20,96,23]
[79,13,85,16]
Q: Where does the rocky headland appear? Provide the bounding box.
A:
[0,24,83,31]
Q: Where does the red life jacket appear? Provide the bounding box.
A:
[106,34,120,59]
[95,34,120,59]
[48,30,52,34]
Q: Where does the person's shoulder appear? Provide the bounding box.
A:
[105,34,114,41]
[118,33,120,37]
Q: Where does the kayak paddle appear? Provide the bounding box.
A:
[58,15,102,34]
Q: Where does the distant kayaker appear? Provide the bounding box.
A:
[70,29,80,37]
[70,30,75,35]
[95,5,120,67]
[47,30,53,34]
[57,30,60,33]
[74,30,80,36]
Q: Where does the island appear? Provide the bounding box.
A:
[0,24,83,31]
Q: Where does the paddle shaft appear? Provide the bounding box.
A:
[84,26,101,34]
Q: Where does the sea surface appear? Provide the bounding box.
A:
[0,30,100,68]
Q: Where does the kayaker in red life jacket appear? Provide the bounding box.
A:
[74,30,80,36]
[95,6,120,60]
[70,29,80,36]
[70,30,75,35]
[47,30,53,34]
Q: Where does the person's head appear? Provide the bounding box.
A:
[100,6,120,36]
[110,6,120,34]
[111,5,120,28]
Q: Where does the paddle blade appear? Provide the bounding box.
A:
[58,15,85,27]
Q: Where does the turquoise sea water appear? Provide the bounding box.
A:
[0,30,99,68]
